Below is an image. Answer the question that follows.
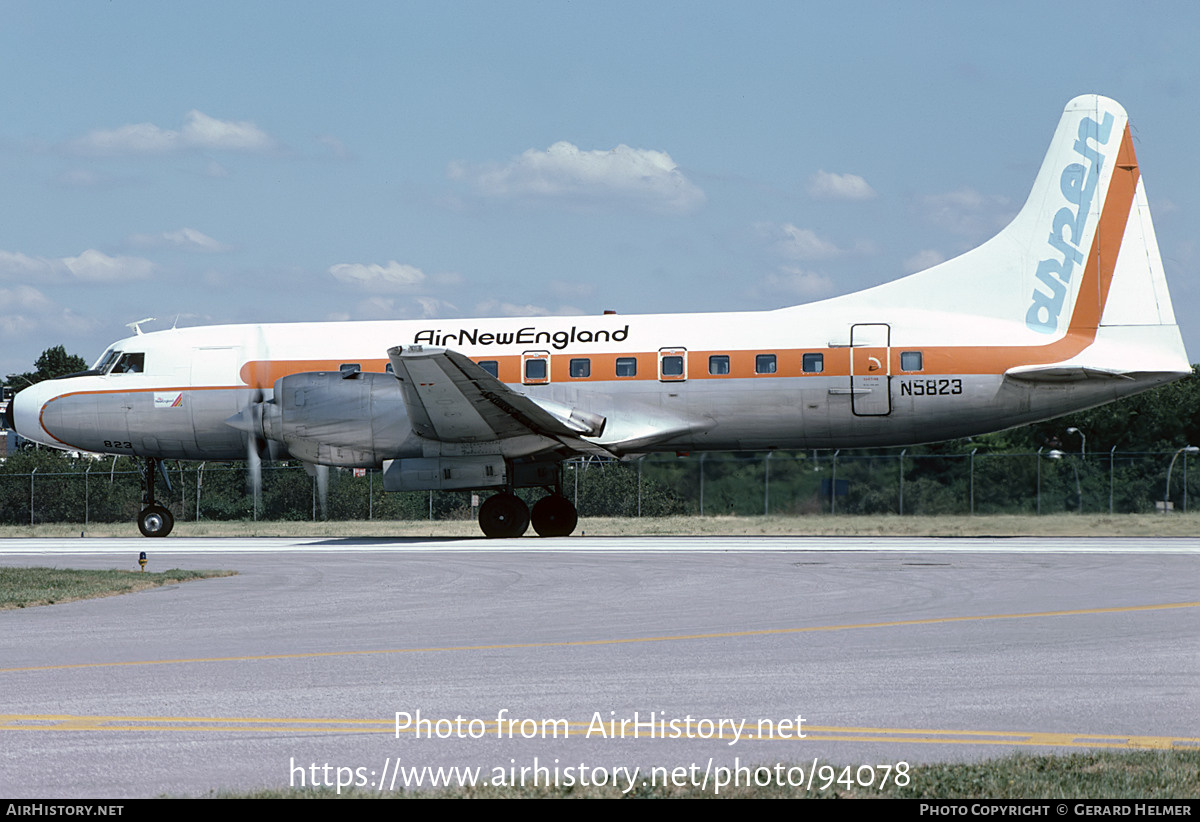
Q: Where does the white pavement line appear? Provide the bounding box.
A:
[1,536,1199,554]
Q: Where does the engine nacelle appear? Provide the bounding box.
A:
[382,455,507,492]
[260,371,417,467]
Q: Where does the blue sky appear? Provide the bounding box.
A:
[1,1,1198,377]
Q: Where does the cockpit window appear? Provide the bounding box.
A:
[112,353,144,374]
[95,349,120,373]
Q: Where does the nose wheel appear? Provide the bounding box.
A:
[138,504,174,538]
[137,457,174,537]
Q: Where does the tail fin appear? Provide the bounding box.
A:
[1013,94,1188,377]
[1016,95,1128,336]
[860,94,1187,375]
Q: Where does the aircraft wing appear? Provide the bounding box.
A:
[386,345,614,457]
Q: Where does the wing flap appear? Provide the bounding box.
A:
[386,345,613,456]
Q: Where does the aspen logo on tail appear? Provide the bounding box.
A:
[1025,111,1115,334]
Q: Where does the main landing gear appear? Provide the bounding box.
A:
[137,457,174,538]
[477,470,579,539]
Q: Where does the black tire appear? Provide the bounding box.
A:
[138,505,174,538]
[530,495,578,537]
[478,492,530,538]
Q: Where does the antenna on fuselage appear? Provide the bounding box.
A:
[126,317,156,336]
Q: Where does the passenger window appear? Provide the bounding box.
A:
[709,355,730,375]
[802,353,824,373]
[385,362,395,374]
[113,353,144,374]
[755,354,776,375]
[478,360,499,378]
[661,356,683,376]
[901,351,923,371]
[616,357,637,377]
[525,359,547,380]
[521,352,550,384]
[569,358,590,378]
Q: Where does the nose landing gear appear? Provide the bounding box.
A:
[137,457,174,538]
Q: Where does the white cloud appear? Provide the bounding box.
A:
[0,249,156,282]
[453,142,705,213]
[329,260,427,292]
[179,110,272,151]
[473,299,553,317]
[808,170,877,201]
[67,110,275,156]
[413,296,453,317]
[756,267,835,301]
[203,160,231,178]
[0,284,52,311]
[917,188,1012,238]
[128,228,232,253]
[315,135,352,160]
[903,249,948,273]
[0,251,49,278]
[758,223,841,260]
[0,285,51,335]
[549,280,596,301]
[63,249,156,281]
[0,313,38,337]
[353,295,456,320]
[472,299,584,317]
[0,286,96,337]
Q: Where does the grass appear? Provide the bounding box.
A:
[229,750,1200,798]
[1,512,1199,539]
[0,566,236,609]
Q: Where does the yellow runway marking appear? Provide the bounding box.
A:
[1,714,1195,750]
[2,600,1197,674]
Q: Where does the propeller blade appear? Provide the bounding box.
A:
[316,464,329,520]
[247,437,262,520]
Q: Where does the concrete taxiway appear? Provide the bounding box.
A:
[1,534,1198,797]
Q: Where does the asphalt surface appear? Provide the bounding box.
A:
[2,534,1198,798]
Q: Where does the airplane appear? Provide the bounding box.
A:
[6,95,1190,538]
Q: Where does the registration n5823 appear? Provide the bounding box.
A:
[899,379,962,397]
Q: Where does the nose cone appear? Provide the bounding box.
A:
[11,380,68,448]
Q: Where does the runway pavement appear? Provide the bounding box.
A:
[2,534,1198,797]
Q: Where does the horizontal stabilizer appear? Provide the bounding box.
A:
[1004,364,1135,382]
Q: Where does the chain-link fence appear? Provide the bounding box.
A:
[1,448,1196,525]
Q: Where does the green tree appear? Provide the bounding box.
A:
[6,345,89,393]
